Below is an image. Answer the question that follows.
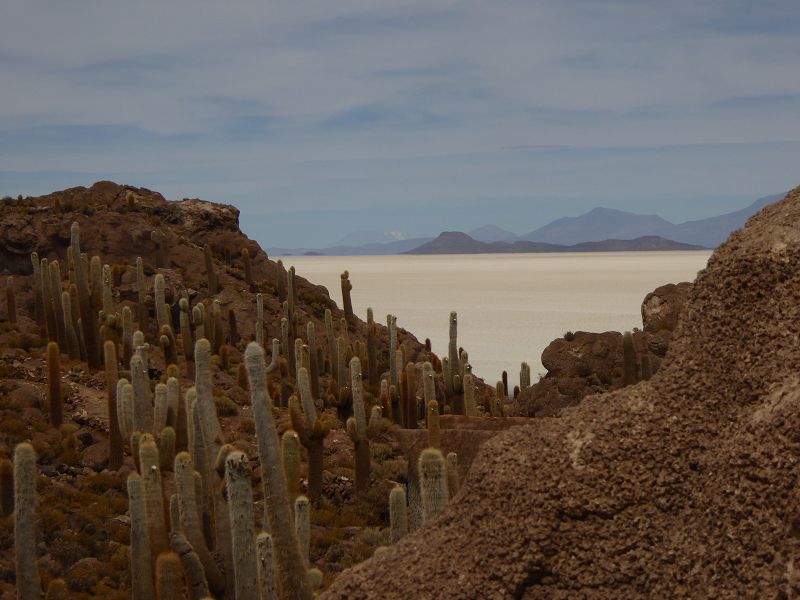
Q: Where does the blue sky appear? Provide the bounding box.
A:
[1,0,799,246]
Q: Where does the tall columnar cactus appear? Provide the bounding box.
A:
[387,314,398,387]
[117,380,133,443]
[242,246,254,291]
[422,362,435,423]
[463,372,477,417]
[389,485,408,543]
[203,244,219,295]
[154,274,169,330]
[501,370,509,398]
[127,472,155,600]
[31,252,45,327]
[135,256,149,339]
[154,383,168,434]
[140,434,169,560]
[104,341,123,469]
[40,258,57,343]
[174,452,224,593]
[226,450,259,600]
[362,308,377,387]
[155,551,182,599]
[177,298,193,366]
[306,321,320,399]
[282,429,301,503]
[101,264,113,318]
[446,452,460,497]
[287,265,297,338]
[46,341,63,426]
[210,301,223,355]
[340,270,354,322]
[131,354,153,433]
[257,532,279,600]
[61,292,80,359]
[419,447,449,523]
[289,367,330,503]
[169,531,211,600]
[5,276,16,324]
[167,376,187,453]
[493,381,505,417]
[520,361,531,391]
[71,223,101,369]
[244,342,312,600]
[255,293,265,348]
[89,255,103,312]
[325,309,336,381]
[623,330,639,385]
[276,259,287,301]
[14,442,40,600]
[150,229,166,268]
[427,399,440,449]
[49,260,66,348]
[347,356,370,493]
[294,495,311,567]
[447,311,462,394]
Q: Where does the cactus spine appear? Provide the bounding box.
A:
[226,450,259,600]
[128,472,156,600]
[14,442,40,600]
[419,447,448,523]
[389,485,408,543]
[244,342,312,600]
[46,341,63,426]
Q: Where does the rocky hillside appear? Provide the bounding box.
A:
[322,186,800,597]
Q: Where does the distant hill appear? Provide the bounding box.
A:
[518,194,783,247]
[268,236,434,257]
[467,224,518,243]
[406,232,704,255]
[332,229,412,246]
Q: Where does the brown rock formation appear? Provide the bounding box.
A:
[322,187,800,597]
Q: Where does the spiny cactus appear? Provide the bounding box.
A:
[244,342,312,600]
[493,381,505,417]
[287,265,297,338]
[90,255,102,312]
[446,452,460,497]
[72,223,101,369]
[178,299,194,367]
[154,383,168,434]
[427,399,440,449]
[140,434,169,560]
[170,531,211,600]
[347,356,370,493]
[448,311,462,394]
[31,252,45,327]
[127,472,156,600]
[104,340,123,469]
[5,276,16,324]
[282,429,301,503]
[61,291,80,359]
[501,370,509,398]
[389,485,408,543]
[46,341,63,426]
[289,367,330,504]
[340,270,354,321]
[256,532,279,600]
[40,258,57,343]
[203,244,219,295]
[422,362,435,423]
[520,361,531,391]
[325,308,337,381]
[623,330,638,385]
[295,495,311,568]
[159,427,176,472]
[117,380,133,444]
[367,405,383,438]
[14,442,40,600]
[404,362,417,428]
[463,372,477,417]
[131,353,153,433]
[154,273,169,330]
[306,321,320,399]
[419,447,449,523]
[150,229,166,268]
[48,260,66,348]
[256,293,265,348]
[155,551,182,599]
[102,263,113,317]
[387,314,398,387]
[226,450,259,600]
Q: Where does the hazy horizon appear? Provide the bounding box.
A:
[2,1,799,247]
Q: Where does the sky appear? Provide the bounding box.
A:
[1,0,799,247]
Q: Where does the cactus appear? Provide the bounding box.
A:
[40,258,57,343]
[419,447,448,523]
[256,532,279,600]
[294,495,310,567]
[244,342,312,600]
[128,472,156,600]
[282,429,301,503]
[287,265,297,338]
[170,531,211,600]
[325,308,337,381]
[422,361,435,421]
[140,434,169,559]
[174,452,224,593]
[154,383,168,434]
[463,372,477,417]
[46,341,63,426]
[289,367,330,504]
[159,427,176,471]
[242,247,254,290]
[226,450,259,600]
[45,578,67,600]
[178,298,194,366]
[5,276,16,324]
[150,229,166,268]
[228,308,240,347]
[389,485,408,543]
[427,399,440,449]
[31,252,45,327]
[135,256,149,338]
[306,321,320,399]
[131,353,153,433]
[340,270,354,322]
[104,340,123,469]
[210,301,223,355]
[520,361,531,391]
[448,311,462,393]
[446,452,460,497]
[102,263,113,317]
[154,274,169,330]
[14,442,40,600]
[347,356,371,493]
[192,304,204,342]
[72,223,101,369]
[60,292,80,359]
[90,255,102,312]
[367,405,383,438]
[49,260,66,348]
[254,293,265,348]
[203,244,218,295]
[276,259,287,301]
[493,381,505,417]
[155,551,182,599]
[501,370,509,398]
[387,314,398,386]
[117,380,133,443]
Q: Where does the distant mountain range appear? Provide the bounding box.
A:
[266,193,784,256]
[406,232,704,255]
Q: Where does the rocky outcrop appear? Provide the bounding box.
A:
[323,186,800,598]
[513,281,692,416]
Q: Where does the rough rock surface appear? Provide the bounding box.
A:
[514,282,692,416]
[322,188,800,598]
